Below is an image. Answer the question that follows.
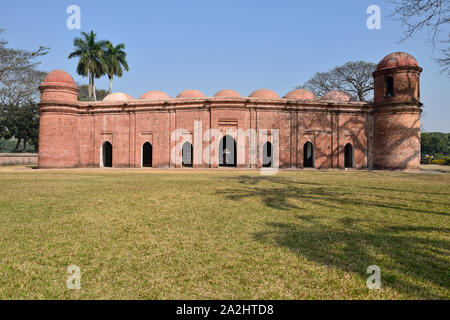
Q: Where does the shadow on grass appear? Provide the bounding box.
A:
[217,175,450,299]
[218,175,449,216]
[254,218,449,299]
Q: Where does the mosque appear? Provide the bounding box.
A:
[38,52,422,170]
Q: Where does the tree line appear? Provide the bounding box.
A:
[0,29,46,152]
[421,132,450,157]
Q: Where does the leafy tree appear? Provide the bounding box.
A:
[298,61,377,101]
[0,29,48,105]
[68,31,108,101]
[390,0,450,74]
[421,132,450,156]
[0,103,39,152]
[0,30,45,152]
[77,84,108,101]
[104,42,129,94]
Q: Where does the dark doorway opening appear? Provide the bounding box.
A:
[303,142,314,168]
[262,141,273,167]
[182,142,193,167]
[219,135,237,167]
[344,143,353,168]
[142,142,153,167]
[102,141,112,168]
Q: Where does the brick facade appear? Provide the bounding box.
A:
[38,52,423,171]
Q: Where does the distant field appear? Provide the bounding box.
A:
[0,166,448,299]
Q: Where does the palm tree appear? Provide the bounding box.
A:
[68,31,108,101]
[104,42,129,94]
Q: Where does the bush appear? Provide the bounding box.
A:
[432,159,446,165]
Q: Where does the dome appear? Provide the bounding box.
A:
[214,89,241,98]
[139,91,170,100]
[176,90,205,99]
[283,89,316,100]
[249,89,280,99]
[321,90,353,102]
[43,70,75,85]
[103,92,134,102]
[377,52,418,70]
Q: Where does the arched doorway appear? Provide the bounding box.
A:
[102,141,112,168]
[303,142,314,168]
[344,143,353,168]
[182,141,193,167]
[219,135,237,167]
[262,141,273,167]
[142,142,153,167]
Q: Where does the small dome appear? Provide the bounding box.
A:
[103,92,134,102]
[284,89,315,100]
[321,90,353,102]
[377,52,418,70]
[43,70,75,85]
[176,90,205,99]
[139,91,170,100]
[214,89,241,98]
[249,89,280,99]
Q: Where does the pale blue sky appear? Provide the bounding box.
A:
[1,0,449,131]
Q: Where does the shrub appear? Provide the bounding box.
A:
[432,159,446,165]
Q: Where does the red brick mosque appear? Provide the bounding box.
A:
[38,52,423,170]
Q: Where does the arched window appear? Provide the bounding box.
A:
[182,142,193,167]
[303,142,314,168]
[344,143,353,168]
[101,141,113,168]
[262,141,273,167]
[219,135,237,167]
[386,76,394,97]
[142,142,153,167]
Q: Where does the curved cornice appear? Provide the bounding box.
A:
[42,97,418,115]
[39,82,79,94]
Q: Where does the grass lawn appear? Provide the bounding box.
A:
[0,166,448,299]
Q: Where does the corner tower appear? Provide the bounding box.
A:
[372,52,423,170]
[38,70,80,168]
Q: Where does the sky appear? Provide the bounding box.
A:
[0,0,449,132]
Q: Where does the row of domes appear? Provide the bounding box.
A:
[43,52,419,103]
[102,88,354,102]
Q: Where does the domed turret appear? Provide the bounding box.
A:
[43,70,76,85]
[372,52,422,171]
[38,70,80,168]
[376,52,418,71]
[39,70,78,102]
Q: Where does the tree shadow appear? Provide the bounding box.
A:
[253,217,449,299]
[218,175,449,216]
[217,175,450,298]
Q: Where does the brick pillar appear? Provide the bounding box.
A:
[38,70,80,168]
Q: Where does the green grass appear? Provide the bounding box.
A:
[0,166,448,299]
